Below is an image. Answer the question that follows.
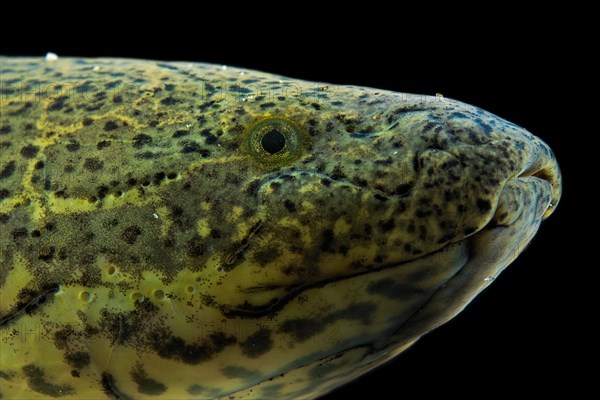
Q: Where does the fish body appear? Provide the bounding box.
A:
[0,57,561,399]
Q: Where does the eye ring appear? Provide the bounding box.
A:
[244,117,306,166]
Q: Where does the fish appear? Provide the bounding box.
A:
[0,56,561,399]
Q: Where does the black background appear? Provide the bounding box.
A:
[2,18,578,398]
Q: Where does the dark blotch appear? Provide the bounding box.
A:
[20,144,39,158]
[0,189,9,200]
[284,199,296,212]
[0,161,15,179]
[131,366,167,396]
[83,158,104,172]
[66,141,80,152]
[97,140,111,150]
[103,121,118,131]
[279,318,324,342]
[65,352,90,369]
[121,226,141,245]
[133,134,153,148]
[477,199,492,213]
[240,328,273,358]
[22,364,75,397]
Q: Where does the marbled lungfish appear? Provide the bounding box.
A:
[0,56,561,399]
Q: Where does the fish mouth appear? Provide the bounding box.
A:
[377,143,562,349]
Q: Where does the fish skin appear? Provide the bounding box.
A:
[0,57,561,399]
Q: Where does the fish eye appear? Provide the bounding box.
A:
[261,129,286,154]
[245,117,306,166]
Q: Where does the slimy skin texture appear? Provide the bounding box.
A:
[0,57,561,399]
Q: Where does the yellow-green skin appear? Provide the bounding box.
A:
[0,57,561,399]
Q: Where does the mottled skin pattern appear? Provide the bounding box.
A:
[0,57,561,399]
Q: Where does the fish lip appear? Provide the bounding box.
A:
[514,141,562,220]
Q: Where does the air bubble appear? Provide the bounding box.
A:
[107,265,116,276]
[153,289,165,300]
[186,286,196,294]
[484,276,495,282]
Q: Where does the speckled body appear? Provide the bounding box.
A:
[0,57,561,399]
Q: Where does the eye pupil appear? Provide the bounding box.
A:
[261,130,286,154]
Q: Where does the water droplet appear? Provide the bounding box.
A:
[484,276,495,282]
[45,52,58,61]
[221,65,228,71]
[92,65,100,72]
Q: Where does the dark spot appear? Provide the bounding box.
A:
[395,184,412,196]
[379,218,396,232]
[0,161,15,179]
[82,117,94,126]
[181,141,201,154]
[252,246,282,266]
[0,189,9,200]
[131,365,167,396]
[0,125,12,135]
[121,226,141,245]
[151,333,236,365]
[280,318,324,342]
[47,96,68,111]
[65,352,90,369]
[12,227,28,240]
[200,129,218,145]
[31,229,41,238]
[96,185,109,199]
[187,385,204,395]
[154,172,165,184]
[0,213,9,223]
[477,199,492,213]
[38,246,55,262]
[172,130,189,138]
[133,134,153,148]
[22,364,75,397]
[103,121,118,131]
[160,96,180,105]
[112,95,123,103]
[34,160,45,169]
[71,370,80,378]
[331,166,345,180]
[240,328,273,358]
[66,141,80,152]
[364,224,373,236]
[83,158,104,172]
[187,235,204,257]
[259,102,276,109]
[320,229,335,252]
[321,178,331,187]
[283,199,296,212]
[20,144,39,158]
[97,140,111,150]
